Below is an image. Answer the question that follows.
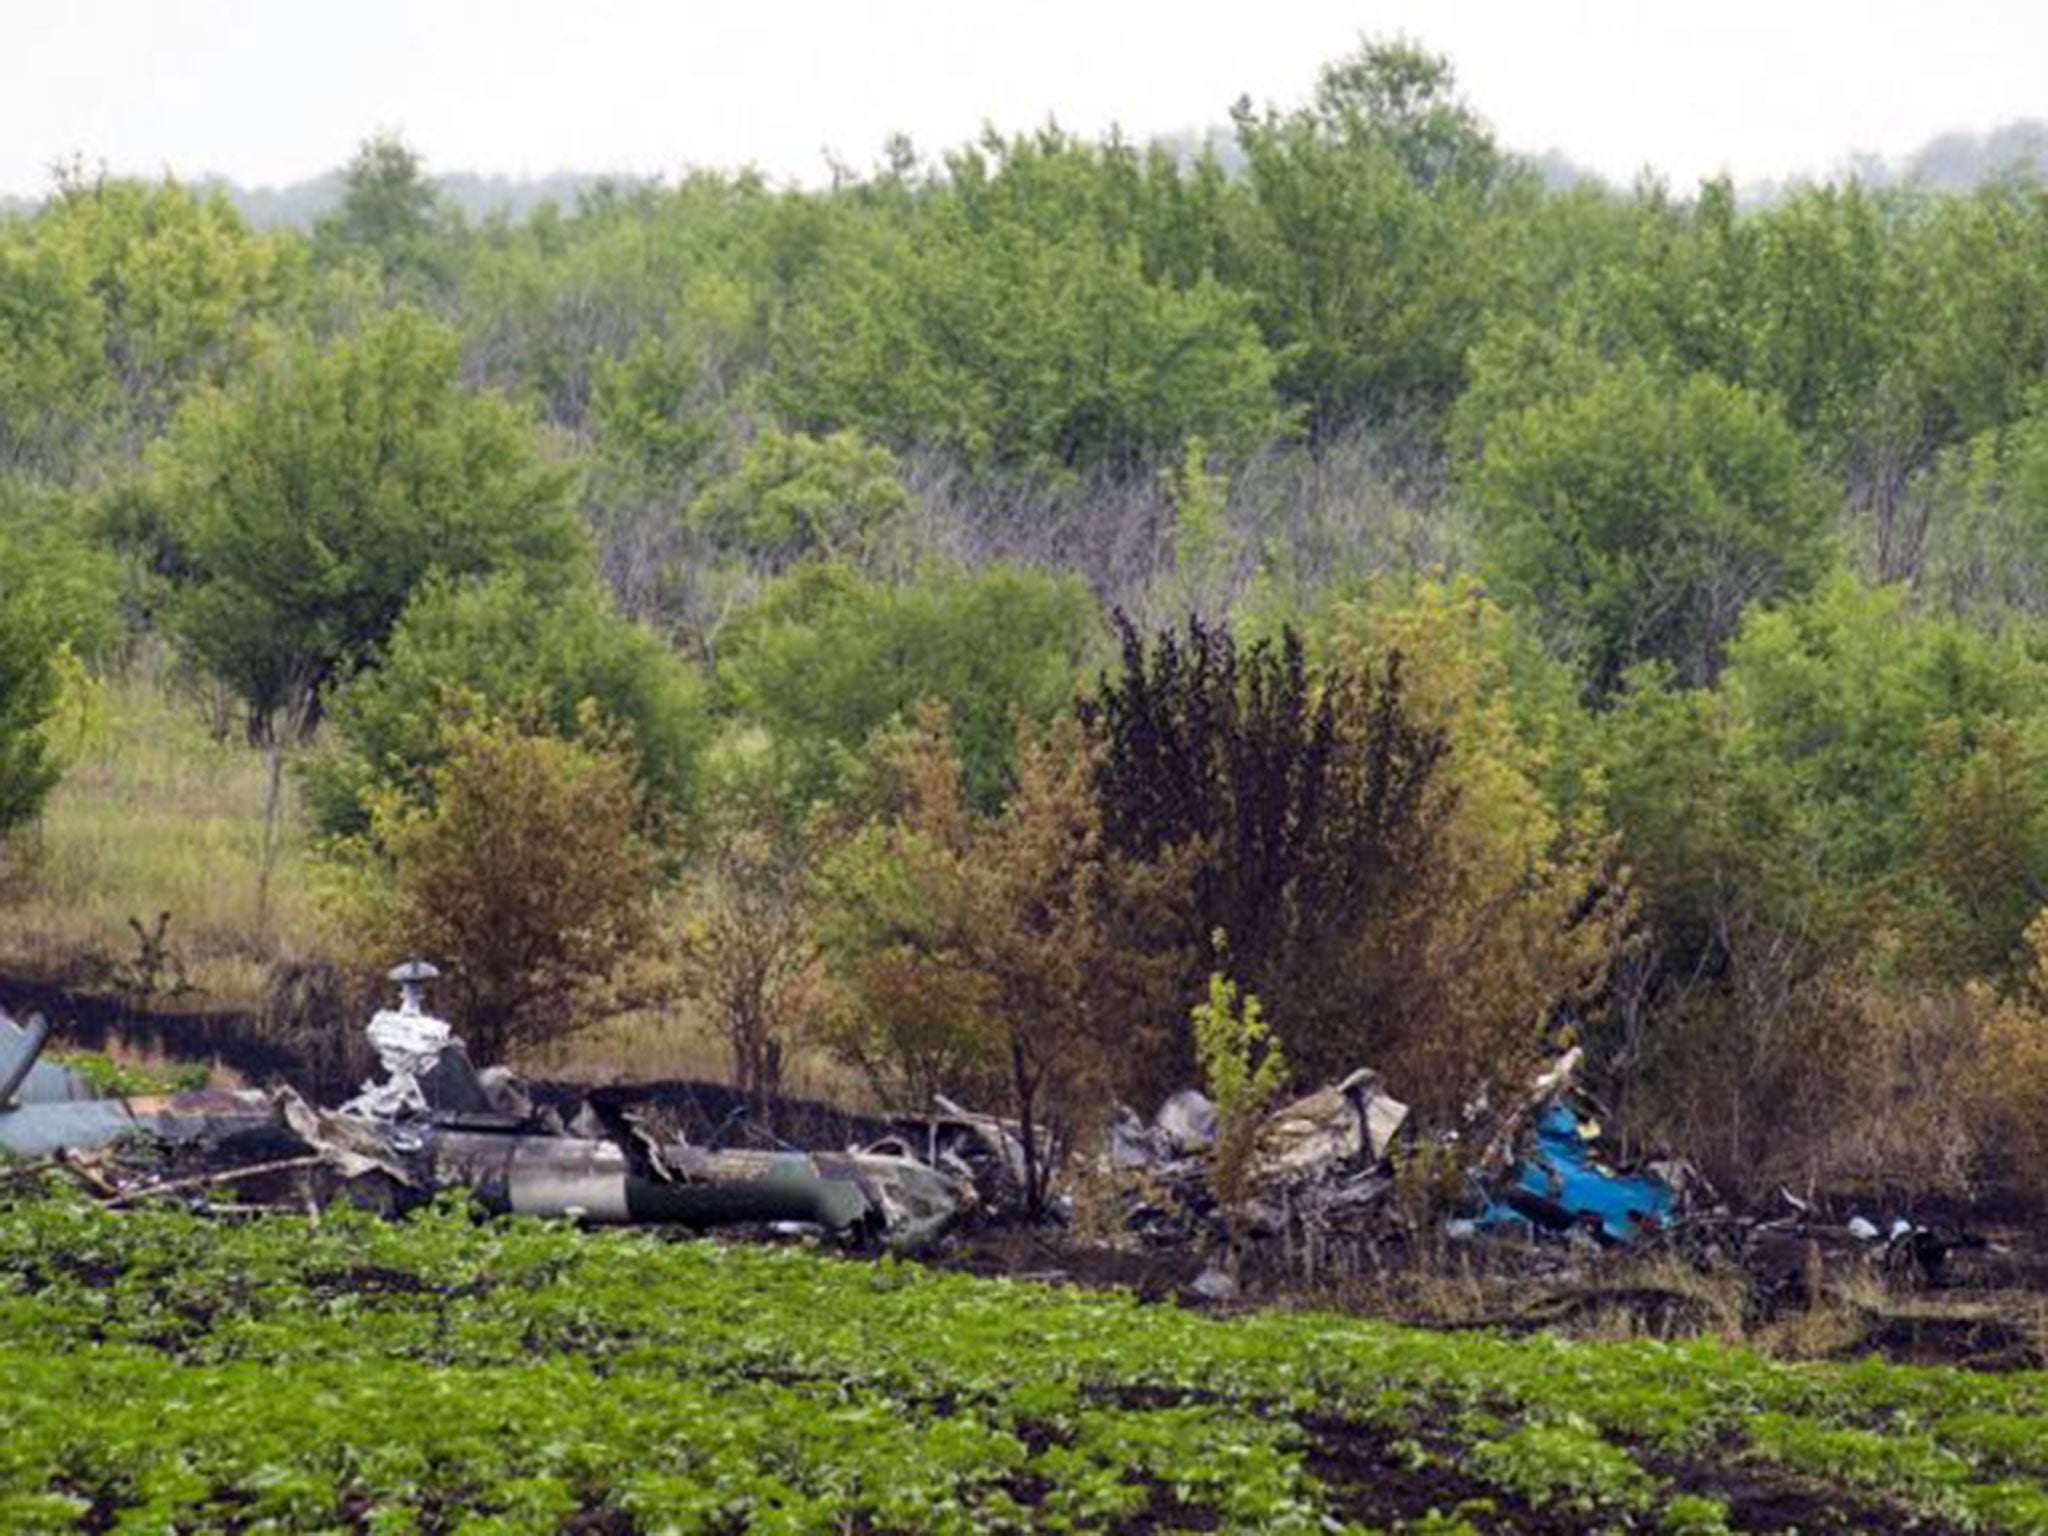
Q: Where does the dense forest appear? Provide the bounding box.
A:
[8,39,2048,1204]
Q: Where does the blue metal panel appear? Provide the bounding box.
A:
[1479,1104,1674,1243]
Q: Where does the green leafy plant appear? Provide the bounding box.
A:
[1190,945,1289,1222]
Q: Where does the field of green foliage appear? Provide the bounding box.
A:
[6,1185,2048,1533]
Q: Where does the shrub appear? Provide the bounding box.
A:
[0,577,62,837]
[815,704,1183,1214]
[718,561,1098,811]
[303,572,711,837]
[324,712,660,1065]
[1191,958,1288,1224]
[1324,586,1627,1116]
[1085,602,1624,1118]
[1081,615,1453,1096]
[1466,358,1830,693]
[676,731,825,1117]
[1968,914,2048,1201]
[687,427,910,571]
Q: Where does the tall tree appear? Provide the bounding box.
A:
[1467,357,1831,693]
[0,563,62,837]
[1307,38,1502,192]
[776,135,1284,480]
[29,173,296,449]
[0,229,111,477]
[315,134,450,290]
[1223,39,1504,440]
[152,307,583,739]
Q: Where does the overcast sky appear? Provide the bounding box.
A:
[4,0,2043,198]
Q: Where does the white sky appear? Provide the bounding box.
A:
[3,0,2044,198]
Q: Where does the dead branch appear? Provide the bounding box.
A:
[98,1154,328,1210]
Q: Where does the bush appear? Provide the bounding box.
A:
[1968,915,2048,1201]
[815,704,1184,1213]
[1083,601,1624,1117]
[1324,586,1626,1116]
[0,595,61,838]
[323,713,661,1065]
[676,730,826,1116]
[1081,615,1452,1096]
[0,485,120,839]
[0,530,86,838]
[1466,358,1830,693]
[303,573,711,837]
[718,561,1098,811]
[687,427,910,571]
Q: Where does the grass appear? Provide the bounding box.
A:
[1333,1252,1754,1346]
[8,1184,2048,1532]
[0,665,318,1010]
[535,1003,878,1107]
[0,666,871,1104]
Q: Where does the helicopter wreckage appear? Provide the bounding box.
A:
[2,963,967,1249]
[3,961,1723,1264]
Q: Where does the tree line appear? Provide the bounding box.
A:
[8,40,2048,1201]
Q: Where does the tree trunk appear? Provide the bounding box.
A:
[1011,1035,1044,1220]
[257,730,287,942]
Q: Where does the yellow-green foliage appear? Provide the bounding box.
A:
[1326,580,1628,1113]
[1191,956,1288,1212]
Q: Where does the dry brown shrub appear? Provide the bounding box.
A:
[815,703,1185,1214]
[1965,914,2048,1201]
[1631,920,2042,1204]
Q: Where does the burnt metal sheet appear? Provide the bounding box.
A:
[644,1144,878,1232]
[1477,1103,1675,1244]
[1253,1069,1410,1184]
[131,1089,283,1143]
[0,1010,43,1106]
[16,1061,98,1104]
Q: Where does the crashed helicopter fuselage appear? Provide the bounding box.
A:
[1,966,971,1249]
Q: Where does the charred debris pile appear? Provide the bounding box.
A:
[0,966,1996,1298]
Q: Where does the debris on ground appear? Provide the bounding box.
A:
[3,1006,282,1160]
[1097,1043,1686,1269]
[13,976,2021,1316]
[1255,1069,1410,1181]
[1476,1102,1675,1244]
[12,976,1668,1271]
[867,1096,1029,1216]
[5,969,972,1251]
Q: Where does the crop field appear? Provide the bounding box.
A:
[4,1186,2048,1533]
